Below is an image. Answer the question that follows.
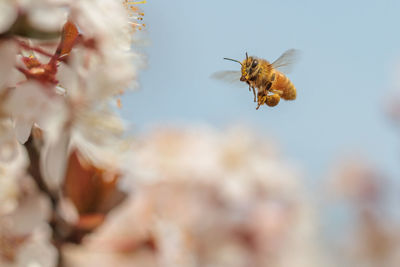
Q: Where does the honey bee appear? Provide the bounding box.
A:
[212,49,299,109]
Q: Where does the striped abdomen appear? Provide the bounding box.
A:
[270,70,296,100]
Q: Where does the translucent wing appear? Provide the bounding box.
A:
[211,70,241,84]
[271,49,300,74]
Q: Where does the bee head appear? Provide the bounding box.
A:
[223,52,258,82]
[241,52,259,81]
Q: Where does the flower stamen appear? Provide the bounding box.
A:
[123,0,146,31]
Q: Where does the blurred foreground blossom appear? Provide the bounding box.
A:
[63,127,324,267]
[0,143,57,267]
[0,0,145,178]
[0,0,145,266]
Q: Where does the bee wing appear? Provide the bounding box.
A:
[210,70,242,84]
[271,49,300,74]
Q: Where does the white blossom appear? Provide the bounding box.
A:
[0,140,57,266]
[4,81,67,142]
[0,140,28,214]
[0,0,144,187]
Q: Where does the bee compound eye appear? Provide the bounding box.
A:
[252,60,258,68]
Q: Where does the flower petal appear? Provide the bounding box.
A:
[40,130,70,191]
[0,1,17,34]
[14,118,33,144]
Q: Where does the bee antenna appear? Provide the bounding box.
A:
[245,52,248,60]
[223,57,242,65]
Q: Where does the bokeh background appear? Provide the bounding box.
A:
[123,0,400,180]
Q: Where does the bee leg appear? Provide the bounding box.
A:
[271,89,283,95]
[256,93,261,109]
[247,84,256,102]
[256,91,267,109]
[246,82,251,92]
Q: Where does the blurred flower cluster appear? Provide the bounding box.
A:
[62,127,324,267]
[0,0,144,266]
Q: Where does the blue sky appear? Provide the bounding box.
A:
[122,0,400,179]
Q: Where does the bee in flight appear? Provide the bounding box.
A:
[212,49,299,109]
